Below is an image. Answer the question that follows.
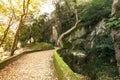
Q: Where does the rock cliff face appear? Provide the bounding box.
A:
[112,0,120,17]
[111,0,120,76]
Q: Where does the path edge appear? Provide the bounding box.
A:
[0,48,54,70]
[53,49,80,80]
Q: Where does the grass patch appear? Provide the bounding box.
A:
[30,42,54,50]
[53,50,80,80]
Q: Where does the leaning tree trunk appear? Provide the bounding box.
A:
[10,15,24,56]
[10,0,30,56]
[111,0,120,76]
[0,14,13,46]
[57,1,79,48]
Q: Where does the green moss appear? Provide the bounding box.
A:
[53,50,80,80]
[30,42,54,50]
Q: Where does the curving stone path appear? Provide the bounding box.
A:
[0,50,58,80]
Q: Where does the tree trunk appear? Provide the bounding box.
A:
[10,0,30,56]
[0,15,13,46]
[10,15,24,56]
[111,0,120,77]
[57,1,79,48]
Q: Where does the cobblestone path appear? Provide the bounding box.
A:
[0,50,58,80]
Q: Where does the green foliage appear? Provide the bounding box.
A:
[19,15,53,47]
[80,55,119,80]
[31,21,42,42]
[80,0,112,26]
[58,48,119,80]
[53,0,119,79]
[0,25,14,51]
[19,25,31,45]
[94,31,115,58]
[54,0,75,34]
[106,16,120,29]
[30,42,53,50]
[58,30,118,79]
[53,50,80,80]
[19,16,43,47]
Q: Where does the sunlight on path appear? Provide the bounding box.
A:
[0,50,58,80]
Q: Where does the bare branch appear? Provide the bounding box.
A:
[57,1,79,48]
[0,14,13,46]
[23,0,26,15]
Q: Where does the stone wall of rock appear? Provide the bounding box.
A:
[112,0,120,17]
[111,0,120,77]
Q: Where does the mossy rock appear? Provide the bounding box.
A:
[53,50,80,80]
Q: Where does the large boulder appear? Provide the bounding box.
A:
[112,0,120,17]
[111,0,120,77]
[110,29,120,76]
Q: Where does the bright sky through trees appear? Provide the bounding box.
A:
[40,0,55,16]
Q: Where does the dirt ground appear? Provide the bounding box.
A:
[0,50,58,80]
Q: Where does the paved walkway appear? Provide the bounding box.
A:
[0,50,58,80]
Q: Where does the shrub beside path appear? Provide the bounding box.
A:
[0,50,58,80]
